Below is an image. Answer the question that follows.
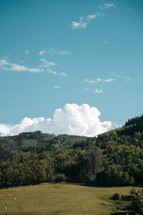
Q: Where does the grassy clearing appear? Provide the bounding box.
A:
[0,183,142,215]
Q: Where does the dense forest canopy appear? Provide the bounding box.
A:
[0,115,143,187]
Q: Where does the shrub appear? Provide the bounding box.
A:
[130,188,136,195]
[55,174,67,182]
[130,191,143,213]
[112,193,121,200]
[121,194,132,201]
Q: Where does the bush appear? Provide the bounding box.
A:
[112,193,121,200]
[121,194,132,201]
[55,174,67,182]
[130,191,143,213]
[130,188,136,195]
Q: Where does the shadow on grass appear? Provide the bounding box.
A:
[12,212,58,215]
[80,183,143,189]
[111,213,136,215]
[79,183,124,189]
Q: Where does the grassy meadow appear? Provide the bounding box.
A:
[0,183,142,215]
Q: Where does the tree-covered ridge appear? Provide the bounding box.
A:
[0,115,143,188]
[125,115,143,127]
[119,115,143,136]
[0,131,92,154]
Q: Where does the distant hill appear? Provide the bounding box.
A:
[125,115,143,127]
[118,115,143,136]
[0,130,92,156]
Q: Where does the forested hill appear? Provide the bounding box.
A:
[118,115,143,136]
[0,132,92,157]
[0,115,143,156]
[0,115,143,188]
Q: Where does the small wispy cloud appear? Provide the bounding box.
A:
[38,48,71,56]
[0,58,67,77]
[104,3,116,9]
[83,79,95,84]
[40,58,56,68]
[84,78,114,84]
[104,78,113,83]
[124,76,131,83]
[54,85,61,89]
[112,73,120,78]
[0,59,7,66]
[47,68,57,75]
[59,72,67,77]
[40,58,67,77]
[87,14,96,20]
[84,88,89,92]
[98,3,116,10]
[70,14,96,29]
[112,73,131,83]
[48,48,71,56]
[94,88,103,94]
[38,50,46,56]
[126,8,133,12]
[28,68,42,73]
[25,50,30,55]
[0,59,41,73]
[81,88,89,93]
[104,40,109,45]
[70,3,115,30]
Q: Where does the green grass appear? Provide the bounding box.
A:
[0,183,142,215]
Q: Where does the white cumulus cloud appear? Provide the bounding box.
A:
[0,104,112,137]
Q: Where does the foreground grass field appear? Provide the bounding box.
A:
[0,183,142,215]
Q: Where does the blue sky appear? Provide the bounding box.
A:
[0,0,143,136]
